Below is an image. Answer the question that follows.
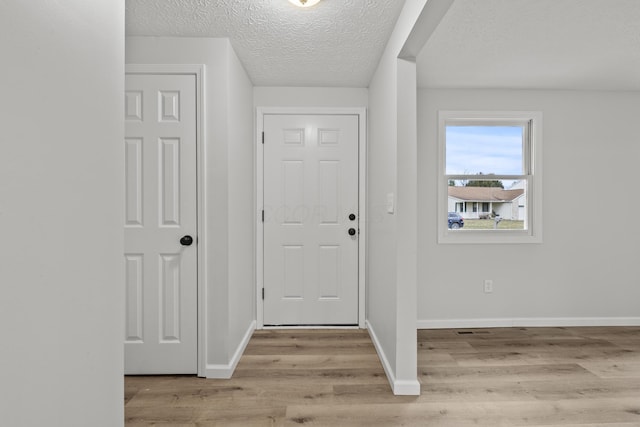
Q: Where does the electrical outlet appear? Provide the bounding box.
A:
[484,279,493,293]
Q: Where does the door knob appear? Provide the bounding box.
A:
[180,235,194,246]
[349,213,356,221]
[348,228,356,236]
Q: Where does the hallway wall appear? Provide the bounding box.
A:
[367,0,428,395]
[0,1,125,425]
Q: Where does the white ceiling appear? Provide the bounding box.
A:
[417,0,640,90]
[125,0,406,87]
[125,0,640,90]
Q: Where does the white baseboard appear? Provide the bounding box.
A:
[417,317,640,329]
[205,320,256,379]
[366,320,421,396]
[392,379,421,396]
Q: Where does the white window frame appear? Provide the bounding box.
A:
[438,111,543,244]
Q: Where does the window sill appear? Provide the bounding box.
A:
[438,229,542,245]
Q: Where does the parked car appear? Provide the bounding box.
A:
[448,212,464,229]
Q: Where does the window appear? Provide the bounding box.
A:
[438,111,542,244]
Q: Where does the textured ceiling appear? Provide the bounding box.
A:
[126,0,406,87]
[417,0,640,90]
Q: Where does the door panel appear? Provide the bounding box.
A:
[263,114,359,325]
[124,254,144,342]
[124,74,197,374]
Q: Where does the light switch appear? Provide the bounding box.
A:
[386,193,394,214]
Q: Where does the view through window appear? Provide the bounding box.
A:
[446,124,527,231]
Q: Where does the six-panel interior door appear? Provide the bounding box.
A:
[263,114,359,325]
[124,73,197,374]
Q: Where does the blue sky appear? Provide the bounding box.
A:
[446,126,523,176]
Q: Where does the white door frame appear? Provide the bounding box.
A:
[256,107,367,329]
[125,64,206,376]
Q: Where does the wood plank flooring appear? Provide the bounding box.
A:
[125,327,640,426]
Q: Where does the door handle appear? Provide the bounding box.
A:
[180,235,194,246]
[348,228,357,236]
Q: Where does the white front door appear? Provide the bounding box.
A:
[124,74,197,374]
[263,114,359,325]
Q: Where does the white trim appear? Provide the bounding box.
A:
[366,321,394,392]
[367,321,421,396]
[357,110,367,328]
[263,325,360,330]
[125,64,207,377]
[256,109,265,329]
[256,107,367,329]
[417,317,640,329]
[204,320,256,379]
[437,110,543,244]
[393,380,422,396]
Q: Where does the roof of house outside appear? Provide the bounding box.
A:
[448,186,524,202]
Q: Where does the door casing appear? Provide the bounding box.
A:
[125,64,206,376]
[256,107,367,329]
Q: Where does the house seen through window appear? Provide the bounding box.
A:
[439,111,542,244]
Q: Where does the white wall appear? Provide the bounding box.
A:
[227,45,256,359]
[367,0,427,395]
[0,1,124,426]
[418,88,640,327]
[254,87,368,108]
[125,37,255,376]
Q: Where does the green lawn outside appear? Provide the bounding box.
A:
[462,219,525,230]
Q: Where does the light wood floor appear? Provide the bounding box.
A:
[125,327,640,426]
